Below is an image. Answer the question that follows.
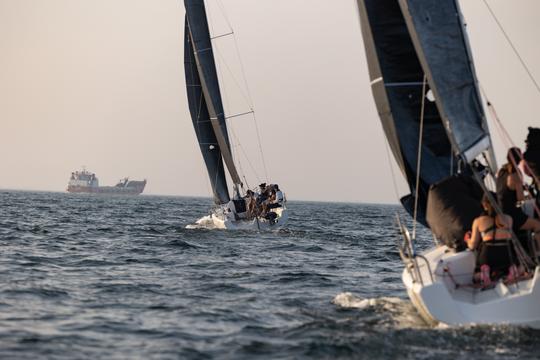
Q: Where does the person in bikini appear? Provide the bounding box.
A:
[467,192,517,284]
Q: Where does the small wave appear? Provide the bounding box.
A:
[142,226,165,235]
[4,288,70,299]
[275,272,332,284]
[185,215,217,230]
[332,292,427,328]
[166,239,202,249]
[332,292,381,309]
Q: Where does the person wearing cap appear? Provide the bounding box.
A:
[256,183,268,204]
[267,185,284,211]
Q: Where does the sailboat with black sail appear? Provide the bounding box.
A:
[357,0,540,327]
[183,0,288,230]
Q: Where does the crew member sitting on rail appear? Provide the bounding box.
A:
[497,147,540,247]
[266,185,284,210]
[244,190,257,219]
[256,183,269,204]
[467,192,517,284]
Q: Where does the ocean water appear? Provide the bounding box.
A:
[0,190,539,359]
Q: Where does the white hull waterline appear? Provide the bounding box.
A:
[401,243,540,328]
[191,206,289,231]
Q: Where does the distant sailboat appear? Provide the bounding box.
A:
[358,0,540,327]
[183,0,288,230]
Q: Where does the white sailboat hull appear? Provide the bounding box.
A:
[211,206,288,230]
[190,206,289,231]
[403,246,540,328]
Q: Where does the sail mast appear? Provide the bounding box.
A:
[184,0,243,194]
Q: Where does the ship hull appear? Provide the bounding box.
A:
[67,186,144,195]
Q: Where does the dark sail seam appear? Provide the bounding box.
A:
[385,82,424,87]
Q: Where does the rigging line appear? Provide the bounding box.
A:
[216,0,266,177]
[412,75,428,241]
[209,0,268,180]
[213,46,253,111]
[231,27,254,109]
[229,125,262,183]
[480,85,540,218]
[251,112,269,182]
[489,104,540,216]
[213,44,249,175]
[227,33,270,181]
[206,0,251,107]
[214,0,256,108]
[383,140,401,203]
[232,133,246,188]
[216,0,235,35]
[210,30,269,182]
[479,85,514,153]
[211,31,234,40]
[206,9,238,168]
[482,0,540,95]
[226,111,254,120]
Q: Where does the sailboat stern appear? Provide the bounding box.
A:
[208,204,289,231]
[403,247,540,328]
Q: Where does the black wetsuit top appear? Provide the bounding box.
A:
[476,219,515,273]
[496,167,528,231]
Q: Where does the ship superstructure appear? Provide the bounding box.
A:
[67,169,146,195]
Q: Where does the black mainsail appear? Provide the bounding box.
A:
[398,0,495,165]
[184,0,242,205]
[358,0,498,240]
[357,0,457,224]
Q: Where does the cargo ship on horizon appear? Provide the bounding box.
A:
[67,169,146,195]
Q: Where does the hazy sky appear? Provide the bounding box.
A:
[1,0,539,203]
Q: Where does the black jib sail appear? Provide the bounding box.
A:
[398,0,495,165]
[357,0,457,224]
[184,0,243,204]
